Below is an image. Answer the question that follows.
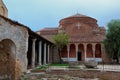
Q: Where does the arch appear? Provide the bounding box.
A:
[95,44,101,58]
[70,44,76,58]
[0,39,16,80]
[61,45,67,57]
[87,44,93,58]
[78,44,84,61]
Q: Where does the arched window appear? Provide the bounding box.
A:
[70,44,76,58]
[61,45,67,57]
[87,44,93,58]
[95,44,101,58]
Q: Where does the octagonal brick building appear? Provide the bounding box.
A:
[38,13,109,63]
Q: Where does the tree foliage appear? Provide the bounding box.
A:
[103,20,120,62]
[53,33,69,49]
[53,33,69,63]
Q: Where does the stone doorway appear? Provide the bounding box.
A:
[0,39,16,80]
[78,51,82,61]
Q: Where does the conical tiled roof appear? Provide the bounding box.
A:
[60,13,89,22]
[68,13,88,18]
[59,13,96,23]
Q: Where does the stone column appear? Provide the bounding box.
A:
[84,43,87,61]
[75,43,78,61]
[67,45,70,61]
[32,39,36,68]
[92,43,96,60]
[38,41,42,66]
[44,43,47,65]
[48,45,50,64]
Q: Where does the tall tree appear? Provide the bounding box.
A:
[53,33,69,63]
[104,20,120,63]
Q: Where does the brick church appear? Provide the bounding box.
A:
[38,13,109,62]
[0,0,111,79]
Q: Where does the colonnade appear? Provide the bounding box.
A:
[28,38,52,68]
[66,43,102,62]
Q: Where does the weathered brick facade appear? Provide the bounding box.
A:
[0,15,29,80]
[0,0,8,17]
[39,13,110,63]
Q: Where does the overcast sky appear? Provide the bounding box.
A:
[3,0,120,31]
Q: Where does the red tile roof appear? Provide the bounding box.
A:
[69,35,105,43]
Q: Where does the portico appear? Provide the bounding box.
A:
[27,31,54,69]
[61,43,102,62]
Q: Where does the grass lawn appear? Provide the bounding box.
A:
[35,65,48,70]
[34,63,69,70]
[49,63,69,66]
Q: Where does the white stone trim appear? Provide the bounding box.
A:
[62,58,77,61]
[86,58,102,62]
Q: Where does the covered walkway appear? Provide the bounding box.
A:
[27,30,54,69]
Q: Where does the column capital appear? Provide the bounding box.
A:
[39,41,42,45]
[39,40,42,42]
[44,42,47,45]
[32,38,37,42]
[92,43,96,46]
[83,43,87,46]
[83,43,87,50]
[92,43,96,50]
[67,44,70,47]
[75,43,79,46]
[67,45,70,50]
[48,44,50,47]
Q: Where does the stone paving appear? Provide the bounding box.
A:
[24,73,99,80]
[47,64,120,72]
[97,65,120,71]
[41,77,99,80]
[22,64,120,80]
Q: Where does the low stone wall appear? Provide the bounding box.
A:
[46,70,120,80]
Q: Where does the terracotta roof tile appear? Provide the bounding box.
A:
[69,35,105,43]
[68,13,88,18]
